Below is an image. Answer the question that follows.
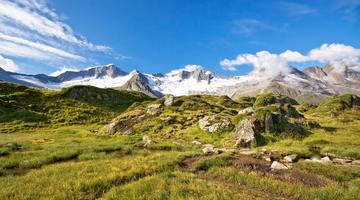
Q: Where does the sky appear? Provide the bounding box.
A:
[0,0,359,76]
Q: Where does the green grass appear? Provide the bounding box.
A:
[0,83,151,133]
[1,84,360,199]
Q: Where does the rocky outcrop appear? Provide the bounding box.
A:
[264,112,274,132]
[164,95,174,106]
[199,115,233,133]
[233,119,257,148]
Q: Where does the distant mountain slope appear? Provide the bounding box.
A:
[1,63,360,104]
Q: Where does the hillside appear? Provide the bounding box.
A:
[0,82,152,133]
[0,83,360,199]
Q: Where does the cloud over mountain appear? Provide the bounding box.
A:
[220,43,360,74]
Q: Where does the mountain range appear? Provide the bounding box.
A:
[1,64,360,103]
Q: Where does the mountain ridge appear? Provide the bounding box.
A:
[1,64,360,104]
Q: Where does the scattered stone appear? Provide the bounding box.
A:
[333,158,352,165]
[191,140,202,145]
[199,115,233,133]
[203,145,215,154]
[311,155,321,161]
[202,144,214,148]
[271,161,289,170]
[233,119,257,148]
[172,141,183,146]
[238,107,254,115]
[123,129,133,135]
[147,104,162,115]
[320,156,332,164]
[351,160,360,166]
[239,149,257,155]
[263,156,272,162]
[283,154,298,163]
[164,95,174,106]
[142,135,153,147]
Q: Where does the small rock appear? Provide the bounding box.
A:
[239,149,257,155]
[164,95,174,106]
[123,129,133,135]
[351,160,360,166]
[238,107,254,115]
[271,161,288,170]
[263,156,272,162]
[311,155,321,161]
[147,104,162,115]
[142,135,152,147]
[191,140,202,145]
[172,141,183,146]
[203,145,215,154]
[283,154,298,163]
[333,158,352,165]
[320,156,332,164]
[202,144,214,148]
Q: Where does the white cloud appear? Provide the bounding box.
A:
[220,43,360,75]
[280,50,308,62]
[0,55,19,72]
[220,51,290,77]
[0,0,113,67]
[49,66,80,77]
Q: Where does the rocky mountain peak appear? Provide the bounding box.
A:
[169,65,214,83]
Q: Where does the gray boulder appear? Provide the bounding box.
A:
[199,115,233,133]
[164,95,174,106]
[233,119,257,148]
[264,112,274,132]
[271,161,288,170]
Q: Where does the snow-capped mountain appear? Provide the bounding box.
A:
[1,64,360,103]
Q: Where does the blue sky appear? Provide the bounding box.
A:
[0,0,359,76]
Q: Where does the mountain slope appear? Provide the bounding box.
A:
[1,63,360,104]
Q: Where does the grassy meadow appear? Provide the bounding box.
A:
[1,83,360,199]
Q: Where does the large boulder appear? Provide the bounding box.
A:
[199,115,233,133]
[264,112,274,132]
[233,119,257,148]
[164,95,174,106]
